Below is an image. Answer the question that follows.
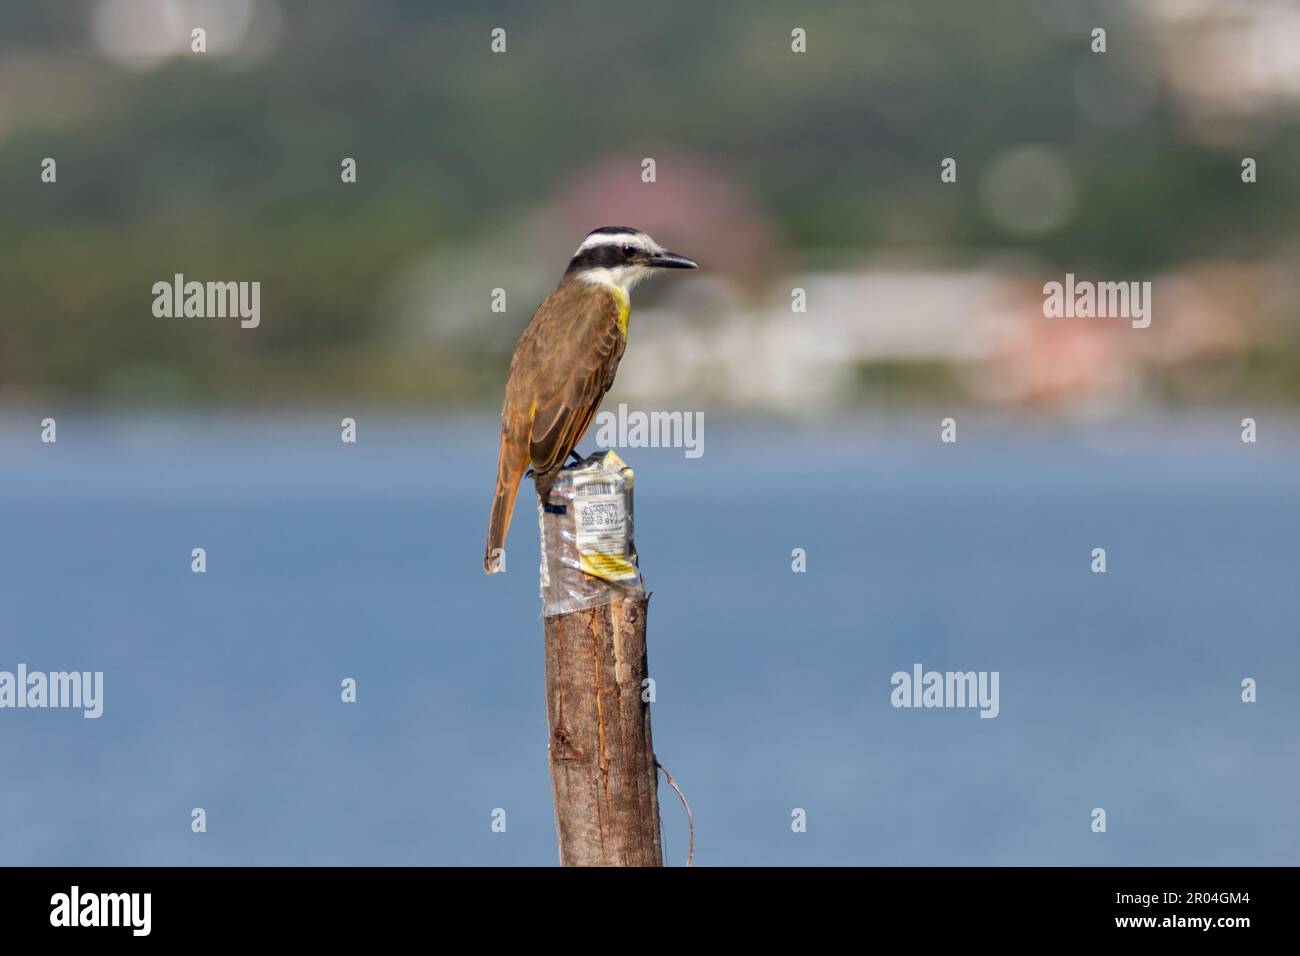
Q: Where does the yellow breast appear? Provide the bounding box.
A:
[607,284,630,338]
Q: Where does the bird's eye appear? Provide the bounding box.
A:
[622,244,635,259]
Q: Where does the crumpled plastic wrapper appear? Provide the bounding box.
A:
[539,449,645,617]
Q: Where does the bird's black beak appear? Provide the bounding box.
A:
[648,250,698,269]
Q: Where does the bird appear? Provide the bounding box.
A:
[484,226,698,573]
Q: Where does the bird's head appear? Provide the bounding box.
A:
[564,226,698,292]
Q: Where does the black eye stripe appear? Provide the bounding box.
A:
[566,244,628,273]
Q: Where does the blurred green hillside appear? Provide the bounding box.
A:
[2,0,1298,405]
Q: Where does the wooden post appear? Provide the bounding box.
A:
[539,452,662,866]
[544,595,661,866]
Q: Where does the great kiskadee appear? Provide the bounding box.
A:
[484,226,698,573]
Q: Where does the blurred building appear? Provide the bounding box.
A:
[612,260,1267,413]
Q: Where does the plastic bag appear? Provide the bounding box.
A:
[538,450,645,616]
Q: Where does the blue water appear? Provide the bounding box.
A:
[1,411,1296,865]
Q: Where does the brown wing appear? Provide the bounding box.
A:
[515,283,626,477]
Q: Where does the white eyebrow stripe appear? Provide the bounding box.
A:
[575,232,656,254]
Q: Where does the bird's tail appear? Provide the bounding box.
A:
[484,437,527,574]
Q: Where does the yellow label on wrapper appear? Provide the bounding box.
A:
[572,453,636,583]
[579,552,638,581]
[573,487,637,583]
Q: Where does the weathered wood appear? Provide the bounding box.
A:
[543,594,662,866]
